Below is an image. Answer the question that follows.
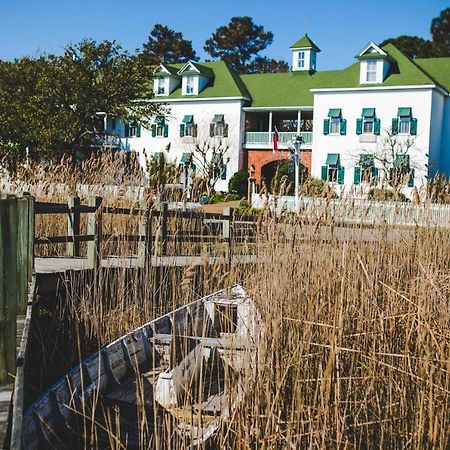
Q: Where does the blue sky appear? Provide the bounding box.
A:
[0,0,447,70]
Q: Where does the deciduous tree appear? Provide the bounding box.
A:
[246,56,289,74]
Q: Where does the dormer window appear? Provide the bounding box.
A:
[156,78,166,95]
[153,64,180,95]
[186,75,195,94]
[366,60,377,82]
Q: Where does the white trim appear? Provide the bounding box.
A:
[311,84,441,93]
[356,41,387,58]
[243,106,313,111]
[177,60,200,76]
[149,96,251,103]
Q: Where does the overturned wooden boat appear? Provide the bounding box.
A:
[22,285,262,449]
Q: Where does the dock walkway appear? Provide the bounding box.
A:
[0,316,25,450]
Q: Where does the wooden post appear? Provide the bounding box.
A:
[0,197,18,384]
[223,207,233,264]
[16,197,29,315]
[157,202,168,256]
[137,202,152,267]
[67,195,81,257]
[24,194,34,282]
[87,196,102,270]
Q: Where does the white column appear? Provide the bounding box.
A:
[268,111,273,143]
[297,110,302,135]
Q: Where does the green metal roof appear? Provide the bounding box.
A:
[213,114,224,123]
[154,64,179,77]
[180,153,192,163]
[328,108,341,118]
[414,57,450,93]
[395,154,410,167]
[362,108,375,117]
[290,34,321,52]
[397,107,412,117]
[326,153,340,166]
[152,61,250,100]
[359,154,374,167]
[182,115,193,123]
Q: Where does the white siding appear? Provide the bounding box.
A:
[311,87,434,197]
[126,99,245,191]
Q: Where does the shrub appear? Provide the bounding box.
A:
[207,192,241,204]
[228,170,248,198]
[368,188,409,202]
[299,177,326,197]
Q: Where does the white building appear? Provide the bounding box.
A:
[106,35,450,197]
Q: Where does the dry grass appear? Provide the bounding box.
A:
[5,154,450,449]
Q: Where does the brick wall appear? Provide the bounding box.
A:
[247,149,312,182]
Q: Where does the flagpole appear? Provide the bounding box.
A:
[292,135,303,210]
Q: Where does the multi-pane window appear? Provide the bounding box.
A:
[180,115,197,137]
[157,78,166,95]
[321,153,345,184]
[298,51,305,68]
[186,75,195,94]
[398,116,410,134]
[330,117,341,134]
[366,60,377,82]
[210,114,228,137]
[363,116,374,133]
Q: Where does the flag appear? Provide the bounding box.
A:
[272,126,279,153]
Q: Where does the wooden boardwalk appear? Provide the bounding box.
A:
[0,316,25,450]
[35,254,258,274]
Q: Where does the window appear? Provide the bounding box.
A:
[156,78,166,95]
[330,118,341,134]
[393,108,417,135]
[298,51,305,68]
[321,153,345,184]
[366,60,377,82]
[125,121,141,138]
[390,154,414,187]
[151,116,168,138]
[212,153,227,180]
[210,114,228,137]
[357,108,380,135]
[180,115,197,137]
[186,75,195,94]
[324,109,346,135]
[363,117,374,134]
[398,117,410,134]
[354,154,378,185]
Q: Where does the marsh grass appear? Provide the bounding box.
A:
[4,154,450,448]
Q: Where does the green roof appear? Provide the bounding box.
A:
[154,63,179,77]
[290,34,321,52]
[414,57,450,93]
[154,61,250,100]
[179,61,215,80]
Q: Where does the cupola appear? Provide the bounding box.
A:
[290,33,321,72]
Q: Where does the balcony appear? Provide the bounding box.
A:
[244,131,313,148]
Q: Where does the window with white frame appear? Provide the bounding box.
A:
[298,51,305,68]
[363,116,374,133]
[366,60,377,82]
[398,116,410,134]
[186,75,195,94]
[156,78,166,95]
[330,117,341,134]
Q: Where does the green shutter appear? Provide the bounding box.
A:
[340,119,347,135]
[321,165,328,181]
[151,125,156,137]
[179,123,185,137]
[356,118,362,135]
[371,166,378,181]
[338,166,345,185]
[124,124,130,138]
[163,124,169,137]
[210,123,215,137]
[220,164,227,180]
[354,166,361,185]
[136,125,141,138]
[408,169,415,187]
[392,118,398,134]
[374,119,381,135]
[323,119,330,135]
[410,118,417,135]
[223,123,229,137]
[193,124,197,137]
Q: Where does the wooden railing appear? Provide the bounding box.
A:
[34,196,258,269]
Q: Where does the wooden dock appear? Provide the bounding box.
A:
[0,316,25,450]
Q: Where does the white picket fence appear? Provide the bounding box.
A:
[251,193,450,228]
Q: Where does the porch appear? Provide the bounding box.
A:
[243,108,313,149]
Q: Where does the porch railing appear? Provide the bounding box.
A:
[244,131,313,145]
